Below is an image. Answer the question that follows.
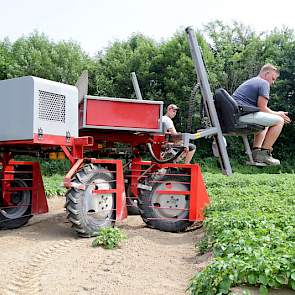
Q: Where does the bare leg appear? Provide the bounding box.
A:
[184,150,195,164]
[261,118,284,149]
[253,127,268,148]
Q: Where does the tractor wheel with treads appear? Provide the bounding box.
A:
[138,169,193,232]
[0,177,32,230]
[65,164,115,237]
[125,180,139,215]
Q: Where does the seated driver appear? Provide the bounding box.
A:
[162,104,196,164]
[232,64,291,165]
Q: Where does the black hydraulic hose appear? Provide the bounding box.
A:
[146,143,185,164]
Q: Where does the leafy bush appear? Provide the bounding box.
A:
[40,159,70,176]
[189,173,295,294]
[15,156,70,176]
[92,227,127,249]
[43,174,65,197]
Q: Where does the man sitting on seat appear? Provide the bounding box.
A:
[162,104,196,164]
[232,64,291,165]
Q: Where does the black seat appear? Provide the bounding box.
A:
[214,88,264,135]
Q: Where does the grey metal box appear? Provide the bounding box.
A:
[0,76,78,142]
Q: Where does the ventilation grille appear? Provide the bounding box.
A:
[38,90,66,123]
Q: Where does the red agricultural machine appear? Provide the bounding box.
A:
[0,28,232,237]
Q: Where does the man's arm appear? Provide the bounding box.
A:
[167,126,177,134]
[164,116,178,134]
[257,96,291,123]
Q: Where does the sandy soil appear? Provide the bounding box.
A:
[0,197,203,295]
[1,198,293,295]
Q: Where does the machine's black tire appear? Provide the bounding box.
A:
[125,182,139,215]
[65,164,116,237]
[0,178,32,230]
[138,170,192,232]
[124,166,139,215]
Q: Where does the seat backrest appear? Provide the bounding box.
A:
[214,88,239,133]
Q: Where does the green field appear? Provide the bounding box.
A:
[42,160,295,295]
[189,169,295,295]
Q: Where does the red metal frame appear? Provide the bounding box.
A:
[85,98,161,130]
[63,158,127,222]
[0,80,213,234]
[0,134,75,146]
[125,159,210,222]
[188,164,210,221]
[0,157,48,215]
[80,130,159,147]
[0,119,209,227]
[90,159,127,221]
[31,162,48,214]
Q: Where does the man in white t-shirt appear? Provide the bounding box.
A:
[162,104,196,163]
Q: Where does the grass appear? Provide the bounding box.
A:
[197,157,295,175]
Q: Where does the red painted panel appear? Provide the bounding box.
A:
[89,159,127,221]
[189,164,210,221]
[85,99,161,130]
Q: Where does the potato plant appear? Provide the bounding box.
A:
[92,227,127,249]
[43,175,66,197]
[189,173,295,295]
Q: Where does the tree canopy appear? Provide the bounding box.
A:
[1,22,294,161]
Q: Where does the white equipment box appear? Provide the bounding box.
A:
[0,76,78,142]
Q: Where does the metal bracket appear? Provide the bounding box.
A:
[66,131,71,143]
[137,183,152,191]
[38,128,43,140]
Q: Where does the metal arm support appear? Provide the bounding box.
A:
[182,128,219,147]
[185,27,232,176]
[131,72,143,100]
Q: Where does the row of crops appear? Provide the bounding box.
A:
[189,172,295,294]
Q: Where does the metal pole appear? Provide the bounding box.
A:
[131,72,143,100]
[185,27,232,176]
[76,70,89,104]
[241,135,254,164]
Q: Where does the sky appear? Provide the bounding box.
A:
[0,0,294,56]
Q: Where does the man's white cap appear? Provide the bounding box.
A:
[167,104,179,111]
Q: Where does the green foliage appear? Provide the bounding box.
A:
[15,156,70,176]
[1,21,295,160]
[92,34,158,98]
[13,156,67,197]
[4,31,92,84]
[189,172,295,294]
[197,157,295,175]
[40,159,70,176]
[92,227,127,249]
[202,22,295,160]
[43,174,66,197]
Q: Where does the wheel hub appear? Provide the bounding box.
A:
[11,192,22,204]
[1,179,30,219]
[152,181,188,219]
[85,179,113,220]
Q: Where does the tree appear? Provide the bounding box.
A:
[92,34,158,98]
[6,31,92,85]
[0,39,11,80]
